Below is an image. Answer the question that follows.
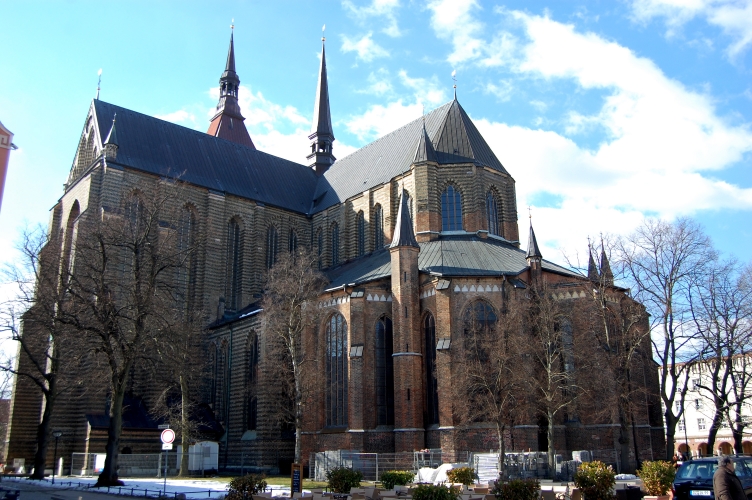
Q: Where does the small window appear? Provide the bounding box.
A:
[357,211,365,257]
[698,418,706,431]
[678,420,685,431]
[373,205,384,249]
[695,399,702,410]
[692,379,701,391]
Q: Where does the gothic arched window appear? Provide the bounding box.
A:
[326,313,348,426]
[373,204,384,249]
[375,316,394,426]
[316,228,323,269]
[226,219,242,312]
[486,191,500,236]
[213,340,229,424]
[246,331,259,431]
[288,229,298,254]
[331,223,340,266]
[357,211,366,257]
[266,226,278,269]
[62,201,81,281]
[441,185,463,231]
[176,206,197,315]
[424,313,439,425]
[463,300,498,362]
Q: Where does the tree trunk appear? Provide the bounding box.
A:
[706,419,720,456]
[547,410,555,479]
[97,378,127,486]
[497,421,506,480]
[665,411,678,460]
[30,386,55,480]
[179,374,189,477]
[617,400,632,473]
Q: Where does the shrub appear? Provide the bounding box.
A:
[381,470,416,490]
[326,466,363,493]
[491,478,540,500]
[637,461,676,496]
[446,466,477,486]
[573,461,616,500]
[226,473,268,500]
[412,484,461,500]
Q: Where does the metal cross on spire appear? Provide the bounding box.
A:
[451,69,457,98]
[96,68,102,100]
[322,24,326,42]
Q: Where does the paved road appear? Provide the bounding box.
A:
[0,480,144,500]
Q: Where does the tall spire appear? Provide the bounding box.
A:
[587,241,599,281]
[207,24,255,149]
[390,188,419,249]
[307,26,336,175]
[599,237,614,286]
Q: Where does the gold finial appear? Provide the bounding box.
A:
[451,69,457,97]
[322,24,326,42]
[528,206,532,220]
[231,18,234,30]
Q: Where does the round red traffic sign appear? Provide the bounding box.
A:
[161,428,175,444]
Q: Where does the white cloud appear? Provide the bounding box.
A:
[358,69,394,96]
[207,86,308,128]
[342,0,402,37]
[483,80,514,101]
[630,0,752,58]
[345,70,449,141]
[155,110,198,128]
[427,0,485,65]
[341,33,390,62]
[451,9,752,262]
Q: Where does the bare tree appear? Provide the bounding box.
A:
[522,281,582,477]
[0,225,81,479]
[261,248,327,463]
[452,297,525,478]
[616,217,715,459]
[690,260,752,453]
[55,179,196,486]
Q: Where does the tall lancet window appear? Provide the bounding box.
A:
[288,229,298,254]
[245,331,259,431]
[326,313,348,426]
[316,229,323,269]
[331,223,340,266]
[424,313,439,425]
[441,185,463,231]
[375,316,394,425]
[373,204,384,249]
[486,191,500,236]
[357,211,366,257]
[226,219,242,312]
[266,226,278,269]
[176,206,196,316]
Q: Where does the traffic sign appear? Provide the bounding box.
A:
[161,428,175,444]
[162,443,173,450]
[158,424,170,430]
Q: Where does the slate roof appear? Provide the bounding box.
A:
[311,99,508,213]
[326,233,579,290]
[390,189,419,249]
[92,100,318,214]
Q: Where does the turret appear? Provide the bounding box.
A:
[389,188,424,452]
[526,222,542,282]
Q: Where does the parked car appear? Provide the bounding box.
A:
[673,456,752,500]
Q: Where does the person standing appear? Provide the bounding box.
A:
[713,457,746,500]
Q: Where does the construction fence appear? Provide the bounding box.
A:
[70,450,220,478]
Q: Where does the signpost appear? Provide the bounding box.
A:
[160,428,175,495]
[291,463,303,494]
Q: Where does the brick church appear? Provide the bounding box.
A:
[6,31,665,474]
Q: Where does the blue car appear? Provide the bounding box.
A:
[673,457,752,500]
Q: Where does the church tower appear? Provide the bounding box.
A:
[389,189,424,452]
[207,27,256,149]
[307,34,336,175]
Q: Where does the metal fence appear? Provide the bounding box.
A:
[70,451,220,477]
[310,449,475,482]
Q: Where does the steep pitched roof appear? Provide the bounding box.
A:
[326,233,578,289]
[526,224,542,259]
[413,121,437,164]
[390,189,419,249]
[90,100,318,214]
[312,99,507,213]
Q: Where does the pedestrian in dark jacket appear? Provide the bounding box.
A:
[714,456,746,500]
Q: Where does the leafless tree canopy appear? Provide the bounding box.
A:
[261,248,327,463]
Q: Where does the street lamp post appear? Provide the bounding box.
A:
[52,431,62,484]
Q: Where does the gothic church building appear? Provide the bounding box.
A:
[6,32,664,473]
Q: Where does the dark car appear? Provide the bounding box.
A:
[673,456,752,500]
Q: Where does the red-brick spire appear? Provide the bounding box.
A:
[207,25,255,149]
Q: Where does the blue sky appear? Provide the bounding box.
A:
[1,0,751,277]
